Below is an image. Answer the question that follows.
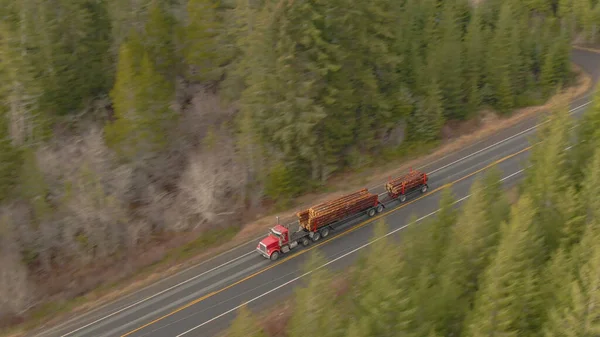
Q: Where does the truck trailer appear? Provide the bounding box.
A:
[256,169,429,261]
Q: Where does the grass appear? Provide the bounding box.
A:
[0,225,241,337]
[163,226,241,263]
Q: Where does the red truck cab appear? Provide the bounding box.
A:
[256,225,289,260]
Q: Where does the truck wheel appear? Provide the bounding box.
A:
[321,228,330,238]
[312,232,321,242]
[302,237,310,246]
[399,194,407,203]
[421,184,428,193]
[376,204,384,213]
[270,251,279,261]
[367,208,376,217]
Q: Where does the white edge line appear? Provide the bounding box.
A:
[60,251,255,337]
[176,168,526,336]
[58,100,589,336]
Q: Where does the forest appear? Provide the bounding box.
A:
[0,0,598,329]
[225,89,600,337]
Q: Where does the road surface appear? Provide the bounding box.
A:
[31,47,600,337]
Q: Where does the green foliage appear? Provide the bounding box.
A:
[105,39,176,160]
[543,230,600,337]
[144,1,177,78]
[288,251,344,337]
[184,0,225,82]
[525,98,573,259]
[264,162,306,207]
[408,79,445,142]
[227,305,267,337]
[18,148,51,221]
[224,48,600,337]
[350,221,417,336]
[466,194,545,336]
[0,136,22,202]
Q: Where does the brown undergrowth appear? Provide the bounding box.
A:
[7,60,594,337]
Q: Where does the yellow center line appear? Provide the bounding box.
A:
[121,144,532,337]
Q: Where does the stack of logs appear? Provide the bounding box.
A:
[385,169,427,197]
[297,189,378,231]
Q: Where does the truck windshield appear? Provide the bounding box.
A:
[270,228,281,238]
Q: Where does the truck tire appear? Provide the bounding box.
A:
[376,204,384,213]
[367,208,376,217]
[421,184,428,193]
[270,251,280,261]
[302,237,310,246]
[321,227,330,238]
[399,194,407,203]
[312,232,321,242]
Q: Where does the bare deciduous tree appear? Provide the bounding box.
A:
[177,133,244,230]
[0,211,33,317]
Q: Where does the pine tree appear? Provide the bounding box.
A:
[349,220,418,337]
[466,194,544,337]
[428,188,458,270]
[540,29,571,97]
[35,0,112,115]
[579,147,600,227]
[409,78,444,142]
[541,247,576,323]
[525,97,573,259]
[482,165,511,229]
[105,41,138,157]
[0,19,48,146]
[432,178,502,336]
[0,126,22,202]
[184,0,224,82]
[227,305,267,337]
[433,1,466,120]
[144,1,177,78]
[487,1,517,111]
[105,41,176,160]
[463,7,484,116]
[18,148,51,222]
[544,231,600,337]
[288,251,344,337]
[571,85,600,183]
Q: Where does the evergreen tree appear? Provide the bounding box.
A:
[349,220,418,336]
[541,248,577,323]
[35,0,112,115]
[18,148,51,222]
[487,1,517,111]
[482,165,511,229]
[463,6,484,116]
[433,1,466,120]
[0,129,22,202]
[227,305,267,337]
[571,85,600,183]
[579,147,600,227]
[432,178,501,336]
[184,0,224,82]
[540,29,571,97]
[525,97,573,259]
[409,78,445,142]
[288,251,344,337]
[466,194,544,336]
[144,1,177,78]
[544,231,600,337]
[105,41,176,160]
[0,20,48,145]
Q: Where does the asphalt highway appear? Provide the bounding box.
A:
[32,48,600,337]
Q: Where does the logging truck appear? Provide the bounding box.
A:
[256,169,429,261]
